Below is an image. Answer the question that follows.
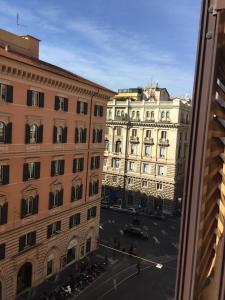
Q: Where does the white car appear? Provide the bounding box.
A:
[109,204,124,212]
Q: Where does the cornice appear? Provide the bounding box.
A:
[106,120,180,128]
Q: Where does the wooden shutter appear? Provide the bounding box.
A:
[23,163,29,181]
[21,198,27,219]
[0,243,5,260]
[55,96,60,110]
[56,221,61,231]
[71,186,75,202]
[51,161,55,176]
[1,203,8,225]
[19,235,26,252]
[2,165,9,185]
[93,206,97,217]
[63,127,67,143]
[69,216,73,229]
[53,126,57,143]
[49,192,54,209]
[79,184,83,199]
[91,157,94,170]
[84,128,87,143]
[81,158,84,171]
[87,209,90,220]
[58,189,63,206]
[25,124,30,144]
[97,156,100,168]
[94,105,97,116]
[60,160,65,175]
[84,102,88,114]
[37,125,43,143]
[30,231,36,246]
[96,180,99,193]
[47,224,52,239]
[73,159,76,173]
[99,130,103,143]
[89,182,92,196]
[33,195,39,214]
[75,128,78,143]
[64,98,68,111]
[5,122,12,144]
[39,92,44,107]
[92,129,96,143]
[27,90,33,106]
[6,85,13,103]
[77,101,80,113]
[35,162,40,179]
[100,106,103,117]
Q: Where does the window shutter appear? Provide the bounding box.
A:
[55,96,60,110]
[6,85,13,103]
[79,184,83,199]
[64,98,68,111]
[77,101,80,113]
[19,235,26,252]
[38,125,43,143]
[5,122,12,144]
[2,165,9,185]
[89,182,92,196]
[53,126,57,143]
[31,231,36,246]
[94,206,97,217]
[94,105,97,116]
[84,102,88,114]
[33,195,39,214]
[51,161,55,177]
[69,216,73,229]
[73,159,76,173]
[56,221,61,231]
[77,213,81,224]
[71,186,75,202]
[25,124,30,144]
[35,162,40,179]
[49,192,54,209]
[87,209,90,220]
[81,158,84,171]
[97,156,100,168]
[99,130,103,143]
[58,189,63,206]
[39,92,44,107]
[84,128,87,143]
[23,163,29,181]
[0,243,5,260]
[100,106,103,117]
[75,128,78,143]
[1,202,8,225]
[47,225,52,239]
[92,129,96,143]
[96,180,99,193]
[60,160,65,175]
[63,127,67,143]
[27,90,33,106]
[91,157,94,170]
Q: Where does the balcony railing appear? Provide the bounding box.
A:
[145,118,155,122]
[130,136,139,143]
[158,138,169,146]
[144,137,154,144]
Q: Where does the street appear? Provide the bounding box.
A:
[75,209,180,300]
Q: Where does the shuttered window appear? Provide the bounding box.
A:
[47,221,61,239]
[69,213,81,229]
[73,158,84,173]
[27,90,44,107]
[21,195,39,218]
[0,122,12,144]
[77,101,88,114]
[55,96,68,112]
[71,184,83,202]
[0,83,13,103]
[0,203,8,225]
[90,156,100,170]
[19,231,36,252]
[0,243,5,260]
[87,206,97,220]
[49,189,63,209]
[74,128,87,143]
[23,162,40,181]
[0,165,9,185]
[94,105,103,117]
[51,160,65,176]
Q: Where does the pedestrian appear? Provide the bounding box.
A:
[136,262,141,275]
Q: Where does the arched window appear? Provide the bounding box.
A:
[47,254,54,276]
[0,122,5,144]
[151,111,154,119]
[115,140,122,153]
[166,111,170,119]
[121,111,125,118]
[17,262,32,294]
[132,111,135,119]
[161,111,165,119]
[136,111,140,119]
[105,139,109,151]
[146,111,150,119]
[67,239,78,264]
[116,110,120,117]
[30,124,38,143]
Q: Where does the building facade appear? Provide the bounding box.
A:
[102,86,191,214]
[0,29,114,300]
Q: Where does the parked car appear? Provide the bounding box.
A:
[109,204,124,212]
[101,201,110,209]
[123,226,148,239]
[125,207,137,215]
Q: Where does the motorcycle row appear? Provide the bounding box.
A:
[40,262,106,300]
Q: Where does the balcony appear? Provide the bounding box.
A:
[130,136,139,143]
[145,118,155,122]
[158,138,169,146]
[160,118,171,123]
[114,116,129,121]
[144,137,154,144]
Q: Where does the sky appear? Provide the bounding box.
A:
[0,0,201,97]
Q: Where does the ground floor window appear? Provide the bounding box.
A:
[67,247,76,264]
[80,244,85,258]
[86,238,91,253]
[47,259,53,276]
[17,262,32,294]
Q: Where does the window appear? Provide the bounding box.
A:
[112,158,120,168]
[129,161,135,171]
[128,177,134,185]
[115,140,122,153]
[67,243,77,264]
[146,130,151,138]
[25,124,43,144]
[21,195,39,218]
[112,175,117,183]
[75,127,87,143]
[27,90,44,107]
[166,111,170,119]
[0,203,8,225]
[143,163,149,173]
[80,244,85,258]
[55,96,68,112]
[0,165,9,185]
[89,179,99,196]
[47,259,53,276]
[116,110,120,117]
[71,184,83,202]
[92,128,103,143]
[77,101,88,114]
[86,238,91,253]
[151,111,154,119]
[130,143,137,155]
[116,127,122,136]
[0,243,5,260]
[144,146,151,156]
[49,189,63,209]
[23,162,40,181]
[142,180,148,187]
[0,83,13,103]
[136,111,140,119]
[156,183,163,191]
[51,160,65,176]
[0,122,12,144]
[69,213,81,228]
[53,126,67,143]
[159,147,166,158]
[161,131,167,139]
[73,157,84,172]
[186,114,189,124]
[19,231,36,252]
[90,156,100,169]
[47,221,61,239]
[87,206,97,220]
[106,127,109,134]
[157,165,165,176]
[131,111,135,119]
[146,111,150,119]
[131,129,137,137]
[161,111,165,119]
[94,105,103,117]
[105,139,109,151]
[107,109,112,119]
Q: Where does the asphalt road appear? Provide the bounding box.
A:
[75,209,180,300]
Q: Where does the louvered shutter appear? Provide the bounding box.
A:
[96,180,99,193]
[5,122,12,144]
[23,163,29,181]
[91,157,94,170]
[100,106,103,117]
[37,125,43,143]
[77,213,81,224]
[35,162,40,179]
[1,203,8,224]
[69,216,73,229]
[53,126,57,143]
[0,243,5,260]
[60,160,65,175]
[87,209,90,220]
[6,85,13,103]
[92,129,96,143]
[75,128,78,143]
[94,206,97,217]
[79,184,83,199]
[51,161,55,176]
[63,127,67,143]
[71,186,75,202]
[64,98,68,111]
[81,158,84,171]
[73,159,76,173]
[25,124,30,144]
[56,221,61,231]
[89,182,92,196]
[94,105,97,116]
[84,102,88,114]
[27,90,33,106]
[77,101,80,113]
[99,130,102,142]
[55,96,60,110]
[47,225,52,239]
[97,156,100,168]
[84,128,87,143]
[2,165,9,185]
[19,235,26,252]
[39,92,44,107]
[33,195,39,214]
[31,231,36,246]
[58,189,63,206]
[49,192,54,209]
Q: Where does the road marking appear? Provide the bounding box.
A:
[153,222,158,226]
[119,229,124,236]
[153,236,160,244]
[170,225,176,230]
[161,229,167,235]
[171,242,179,249]
[143,225,149,231]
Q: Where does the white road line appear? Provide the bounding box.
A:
[153,236,160,244]
[161,229,167,235]
[143,225,149,231]
[153,222,158,226]
[171,242,179,249]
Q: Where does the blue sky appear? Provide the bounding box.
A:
[0,0,201,97]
